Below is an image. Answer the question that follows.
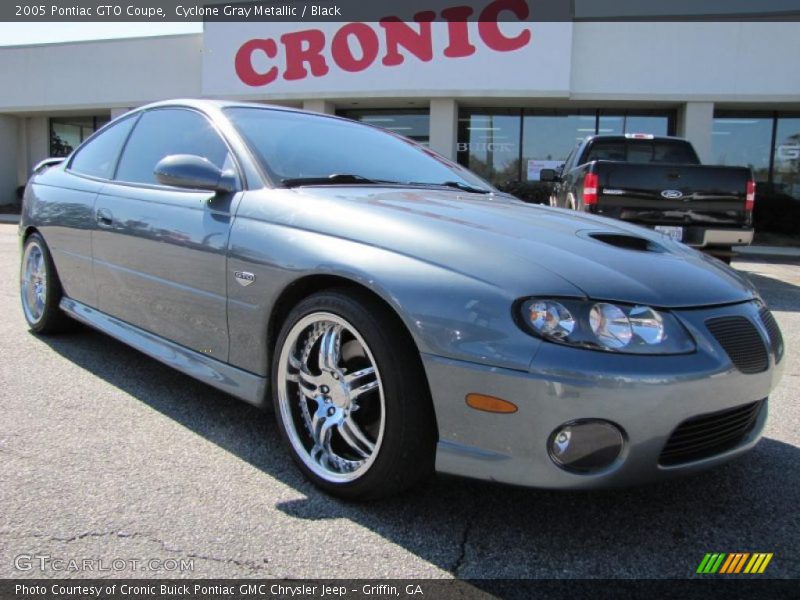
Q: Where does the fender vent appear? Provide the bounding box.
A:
[589,233,662,252]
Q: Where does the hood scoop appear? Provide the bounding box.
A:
[586,232,667,253]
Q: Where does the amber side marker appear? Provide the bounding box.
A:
[465,393,518,414]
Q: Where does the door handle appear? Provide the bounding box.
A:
[96,208,113,226]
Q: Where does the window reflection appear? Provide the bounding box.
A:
[711,116,773,181]
[457,111,521,186]
[50,116,110,158]
[338,110,430,145]
[774,117,800,200]
[598,113,671,137]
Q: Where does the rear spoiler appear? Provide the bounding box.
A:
[32,157,65,175]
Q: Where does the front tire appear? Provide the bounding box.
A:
[272,289,436,500]
[20,233,71,334]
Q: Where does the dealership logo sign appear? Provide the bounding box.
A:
[696,552,773,574]
[234,0,533,88]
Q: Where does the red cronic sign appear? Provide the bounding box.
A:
[234,0,532,87]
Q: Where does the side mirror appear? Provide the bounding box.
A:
[539,168,559,183]
[154,154,236,193]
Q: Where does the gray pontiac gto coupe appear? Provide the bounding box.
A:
[20,100,784,499]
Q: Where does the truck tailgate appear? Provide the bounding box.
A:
[593,162,751,227]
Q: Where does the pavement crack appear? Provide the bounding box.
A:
[186,553,270,574]
[451,516,474,576]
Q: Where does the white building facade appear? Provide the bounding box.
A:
[1,19,799,204]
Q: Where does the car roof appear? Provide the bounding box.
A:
[586,134,688,143]
[132,98,310,116]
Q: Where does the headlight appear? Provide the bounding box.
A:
[519,298,694,354]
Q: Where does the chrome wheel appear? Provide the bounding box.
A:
[277,312,385,483]
[21,240,47,325]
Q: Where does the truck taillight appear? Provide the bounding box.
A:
[583,172,599,205]
[746,180,756,212]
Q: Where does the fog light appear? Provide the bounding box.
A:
[548,420,625,473]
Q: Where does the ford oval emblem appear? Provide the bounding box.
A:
[661,189,684,199]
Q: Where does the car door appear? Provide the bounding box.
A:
[32,115,138,308]
[92,108,240,362]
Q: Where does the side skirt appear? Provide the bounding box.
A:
[60,298,269,409]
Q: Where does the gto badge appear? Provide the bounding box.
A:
[661,189,684,199]
[234,271,256,286]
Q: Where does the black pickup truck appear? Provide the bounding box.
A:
[541,134,755,262]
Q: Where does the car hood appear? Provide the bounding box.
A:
[265,186,758,308]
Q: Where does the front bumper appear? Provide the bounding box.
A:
[423,300,782,489]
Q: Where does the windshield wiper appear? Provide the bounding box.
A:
[407,181,492,194]
[281,174,389,187]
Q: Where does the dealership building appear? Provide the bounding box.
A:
[1,17,799,205]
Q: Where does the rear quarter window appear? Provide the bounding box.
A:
[68,115,137,180]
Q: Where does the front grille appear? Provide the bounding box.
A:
[659,400,764,466]
[759,307,784,364]
[706,316,769,374]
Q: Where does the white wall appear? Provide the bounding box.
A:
[571,22,800,101]
[0,34,202,113]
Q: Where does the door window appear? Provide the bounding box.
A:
[115,109,231,186]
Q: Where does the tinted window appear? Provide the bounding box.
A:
[585,140,699,164]
[585,142,626,162]
[69,116,136,179]
[226,108,489,190]
[116,109,230,185]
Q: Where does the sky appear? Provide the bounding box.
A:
[0,23,202,46]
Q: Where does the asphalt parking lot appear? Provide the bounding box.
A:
[0,222,798,581]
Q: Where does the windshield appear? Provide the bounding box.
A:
[225,107,493,192]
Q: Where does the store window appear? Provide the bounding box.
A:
[597,111,672,137]
[457,109,521,185]
[50,115,110,157]
[458,108,676,186]
[521,111,595,182]
[712,111,800,236]
[337,110,430,145]
[711,114,773,182]
[774,117,800,200]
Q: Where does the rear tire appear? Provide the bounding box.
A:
[20,233,71,334]
[706,247,734,265]
[272,289,437,500]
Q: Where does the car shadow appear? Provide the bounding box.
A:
[37,326,800,581]
[735,261,800,313]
